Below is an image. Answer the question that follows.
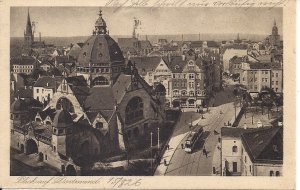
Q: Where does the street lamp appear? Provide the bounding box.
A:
[150,132,153,170]
[157,127,160,150]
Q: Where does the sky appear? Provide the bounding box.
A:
[10,7,282,37]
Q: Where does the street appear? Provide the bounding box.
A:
[155,81,238,176]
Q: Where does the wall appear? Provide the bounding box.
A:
[221,137,243,175]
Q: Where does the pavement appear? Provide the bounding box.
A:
[154,81,239,176]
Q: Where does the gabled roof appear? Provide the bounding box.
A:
[34,76,63,88]
[166,56,186,72]
[129,57,162,74]
[242,126,283,164]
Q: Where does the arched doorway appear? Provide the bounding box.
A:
[66,165,77,176]
[25,139,38,155]
[38,152,44,161]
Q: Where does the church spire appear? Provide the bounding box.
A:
[25,8,33,36]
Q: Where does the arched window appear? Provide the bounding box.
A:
[56,97,74,113]
[95,122,103,129]
[181,90,187,96]
[92,76,109,86]
[276,171,280,176]
[189,91,195,96]
[125,97,143,124]
[232,145,238,153]
[270,170,274,176]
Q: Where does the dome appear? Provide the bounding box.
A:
[11,99,27,113]
[77,35,124,67]
[53,110,73,128]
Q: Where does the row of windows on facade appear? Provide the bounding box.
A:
[248,70,280,77]
[173,81,203,88]
[76,66,124,73]
[36,88,52,94]
[247,77,280,84]
[13,69,32,73]
[13,65,34,69]
[173,90,206,96]
[172,73,203,80]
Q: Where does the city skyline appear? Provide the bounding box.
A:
[10,7,282,37]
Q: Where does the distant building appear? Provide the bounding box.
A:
[168,50,220,108]
[266,20,281,48]
[22,9,46,55]
[222,48,248,72]
[11,56,37,75]
[236,61,283,94]
[221,126,283,176]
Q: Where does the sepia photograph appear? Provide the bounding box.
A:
[8,6,285,177]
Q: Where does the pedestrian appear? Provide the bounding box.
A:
[167,144,170,150]
[164,159,167,166]
[181,143,184,149]
[202,146,206,155]
[203,148,208,158]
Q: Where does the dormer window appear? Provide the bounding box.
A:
[83,52,87,56]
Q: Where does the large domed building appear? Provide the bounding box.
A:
[76,10,125,86]
[11,10,166,175]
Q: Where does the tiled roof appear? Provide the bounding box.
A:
[241,126,283,163]
[166,56,186,72]
[206,41,219,48]
[77,35,124,67]
[140,40,152,49]
[221,127,247,138]
[11,56,37,65]
[118,38,138,49]
[84,87,115,111]
[190,41,203,48]
[16,87,33,99]
[34,76,63,88]
[112,74,132,104]
[129,57,162,74]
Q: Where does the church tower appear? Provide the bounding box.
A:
[24,9,34,48]
[272,19,278,36]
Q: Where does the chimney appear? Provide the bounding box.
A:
[24,86,27,89]
[243,123,247,129]
[39,32,41,42]
[46,82,49,87]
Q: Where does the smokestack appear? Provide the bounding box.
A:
[39,32,41,42]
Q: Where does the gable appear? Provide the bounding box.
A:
[155,59,171,73]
